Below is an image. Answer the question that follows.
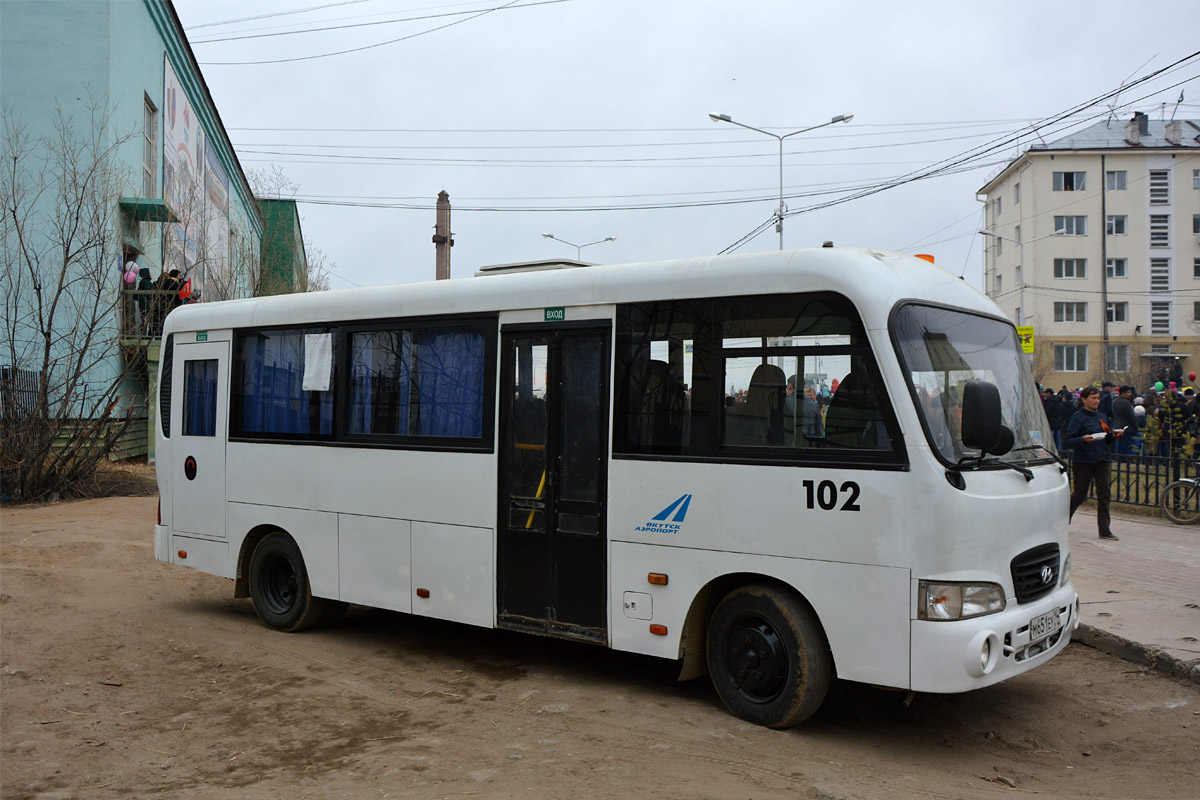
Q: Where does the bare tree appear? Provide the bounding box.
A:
[162,164,261,302]
[1,100,140,502]
[247,165,334,294]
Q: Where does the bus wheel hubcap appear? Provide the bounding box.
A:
[727,616,788,702]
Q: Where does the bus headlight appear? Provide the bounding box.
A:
[1060,553,1071,588]
[918,581,1006,620]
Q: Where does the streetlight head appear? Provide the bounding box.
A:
[977,229,996,237]
[542,232,553,238]
[833,113,854,124]
[605,236,617,242]
[709,113,731,123]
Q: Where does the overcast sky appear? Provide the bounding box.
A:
[173,0,1200,292]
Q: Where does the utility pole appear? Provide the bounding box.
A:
[433,190,453,280]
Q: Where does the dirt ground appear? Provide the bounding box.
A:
[2,496,1197,800]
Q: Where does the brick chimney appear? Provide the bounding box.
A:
[433,190,453,280]
[1125,111,1149,144]
[1165,120,1182,145]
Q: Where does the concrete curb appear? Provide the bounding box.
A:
[1075,623,1200,684]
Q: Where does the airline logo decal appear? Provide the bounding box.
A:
[635,494,692,534]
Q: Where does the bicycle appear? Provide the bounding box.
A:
[1159,461,1200,524]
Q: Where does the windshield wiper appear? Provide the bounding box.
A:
[1010,444,1069,472]
[952,455,1034,482]
[978,457,1034,482]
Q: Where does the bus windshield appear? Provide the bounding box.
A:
[892,303,1054,464]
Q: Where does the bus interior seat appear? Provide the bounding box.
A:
[823,373,888,449]
[729,363,786,446]
[638,359,687,450]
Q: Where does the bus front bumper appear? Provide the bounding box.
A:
[910,583,1079,693]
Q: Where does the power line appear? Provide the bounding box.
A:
[200,0,552,65]
[188,0,379,29]
[191,0,570,44]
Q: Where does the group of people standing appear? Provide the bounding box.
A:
[123,260,193,337]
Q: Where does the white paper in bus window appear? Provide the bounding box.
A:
[303,333,333,392]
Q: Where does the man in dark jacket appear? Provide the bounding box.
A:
[1111,385,1138,456]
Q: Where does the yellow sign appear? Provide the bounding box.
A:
[1016,326,1035,354]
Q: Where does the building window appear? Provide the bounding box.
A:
[1106,215,1127,235]
[1106,302,1129,322]
[1194,257,1200,279]
[995,196,1002,217]
[1106,258,1127,278]
[1054,302,1087,322]
[1194,169,1199,190]
[1194,302,1200,322]
[1107,344,1131,373]
[1053,258,1086,278]
[1149,169,1170,204]
[1150,302,1170,336]
[1053,171,1086,191]
[1106,170,1127,190]
[1054,215,1087,235]
[143,95,157,198]
[1150,258,1170,291]
[1193,214,1199,234]
[1014,182,1021,204]
[1149,215,1170,247]
[995,236,1002,256]
[1151,344,1171,354]
[993,274,1002,294]
[1054,345,1087,372]
[1014,224,1021,243]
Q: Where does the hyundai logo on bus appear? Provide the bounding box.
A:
[1041,565,1054,584]
[635,494,692,533]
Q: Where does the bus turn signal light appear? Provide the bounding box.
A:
[416,588,430,599]
[915,253,935,263]
[177,550,187,559]
[649,624,667,636]
[647,573,668,585]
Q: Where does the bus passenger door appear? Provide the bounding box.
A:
[170,341,229,538]
[498,326,610,643]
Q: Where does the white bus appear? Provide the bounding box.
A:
[153,247,1078,728]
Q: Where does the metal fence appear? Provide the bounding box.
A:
[119,288,179,339]
[0,366,38,419]
[1069,450,1198,509]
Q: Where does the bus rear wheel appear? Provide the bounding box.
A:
[249,533,328,632]
[706,584,832,728]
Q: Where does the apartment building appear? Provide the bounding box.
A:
[977,112,1200,390]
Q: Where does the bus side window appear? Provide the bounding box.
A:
[182,359,218,437]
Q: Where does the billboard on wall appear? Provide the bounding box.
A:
[162,57,232,299]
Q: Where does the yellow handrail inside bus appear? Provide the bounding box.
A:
[526,470,547,529]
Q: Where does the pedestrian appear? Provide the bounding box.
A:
[1065,385,1122,540]
[1098,381,1116,421]
[1111,385,1138,456]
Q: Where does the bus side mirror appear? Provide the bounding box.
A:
[961,380,1006,453]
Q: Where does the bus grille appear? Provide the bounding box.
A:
[1010,544,1060,604]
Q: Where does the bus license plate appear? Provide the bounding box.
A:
[1029,610,1061,640]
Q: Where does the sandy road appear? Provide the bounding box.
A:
[2,496,1197,799]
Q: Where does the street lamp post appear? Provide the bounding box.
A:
[542,233,617,261]
[709,112,853,249]
[977,228,1064,328]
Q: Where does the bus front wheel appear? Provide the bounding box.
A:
[249,533,329,632]
[706,585,832,728]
